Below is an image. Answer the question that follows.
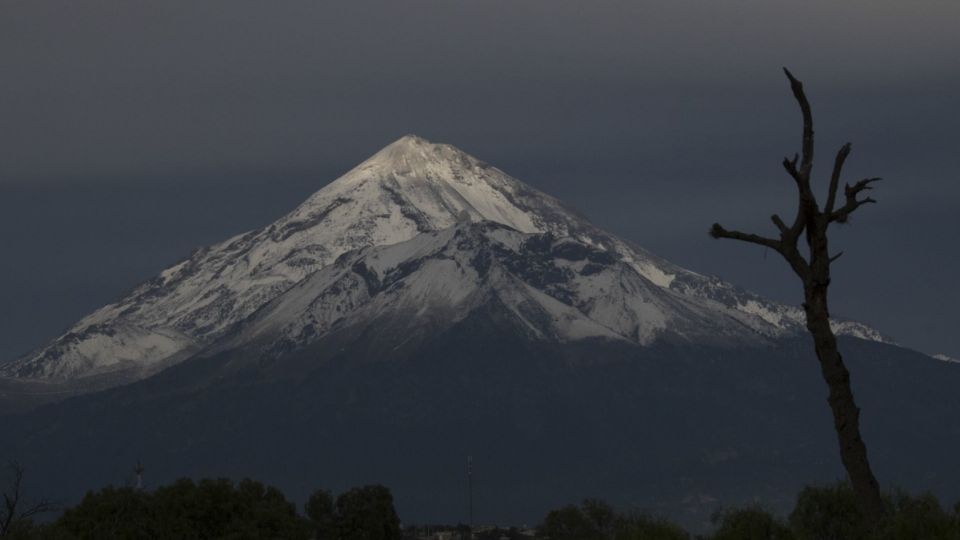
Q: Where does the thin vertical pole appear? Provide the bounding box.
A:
[467,455,473,536]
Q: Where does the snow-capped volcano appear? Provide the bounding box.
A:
[2,135,884,381]
[220,222,768,360]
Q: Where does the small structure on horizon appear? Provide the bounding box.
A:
[133,460,145,491]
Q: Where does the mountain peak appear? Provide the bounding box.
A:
[2,135,887,383]
[354,134,477,179]
[392,133,430,146]
[373,134,433,159]
[293,135,547,238]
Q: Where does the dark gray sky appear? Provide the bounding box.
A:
[2,1,958,360]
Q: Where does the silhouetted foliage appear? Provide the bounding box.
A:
[539,502,606,540]
[537,499,687,540]
[54,486,153,539]
[711,506,793,540]
[613,511,689,540]
[878,490,958,540]
[789,482,960,540]
[789,481,870,540]
[334,484,401,540]
[5,477,959,539]
[306,489,337,539]
[5,478,404,540]
[51,478,309,539]
[538,486,960,540]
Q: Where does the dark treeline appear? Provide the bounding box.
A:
[3,475,960,539]
[0,477,399,540]
[540,484,960,540]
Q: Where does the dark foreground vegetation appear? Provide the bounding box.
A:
[3,474,960,539]
[0,476,400,540]
[540,484,960,540]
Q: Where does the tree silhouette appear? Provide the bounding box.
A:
[305,489,336,539]
[709,68,885,520]
[335,485,400,540]
[0,462,56,537]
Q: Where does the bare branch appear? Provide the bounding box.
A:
[848,177,881,196]
[0,462,57,535]
[17,499,57,520]
[832,199,876,223]
[829,251,844,263]
[770,214,790,236]
[710,223,783,251]
[830,178,881,223]
[782,153,803,187]
[783,68,815,181]
[0,463,23,536]
[825,143,852,214]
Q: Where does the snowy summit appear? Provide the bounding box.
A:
[2,135,886,382]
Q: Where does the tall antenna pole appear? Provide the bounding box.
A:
[133,460,145,490]
[467,455,473,537]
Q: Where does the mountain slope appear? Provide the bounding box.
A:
[215,221,781,367]
[2,135,883,382]
[1,327,956,530]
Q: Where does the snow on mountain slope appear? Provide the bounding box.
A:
[220,222,771,357]
[1,135,886,381]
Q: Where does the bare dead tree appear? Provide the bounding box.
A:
[1,462,57,536]
[709,68,885,520]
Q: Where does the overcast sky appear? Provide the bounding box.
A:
[1,1,958,361]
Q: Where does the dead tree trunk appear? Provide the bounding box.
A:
[709,68,885,520]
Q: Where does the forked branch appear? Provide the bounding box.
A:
[830,177,881,223]
[712,70,879,263]
[782,153,803,187]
